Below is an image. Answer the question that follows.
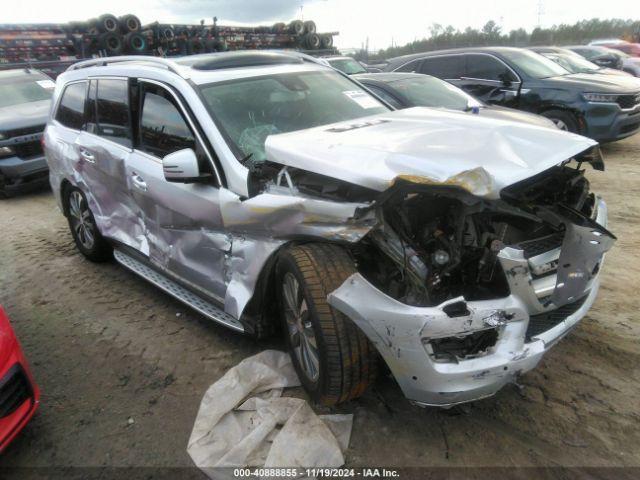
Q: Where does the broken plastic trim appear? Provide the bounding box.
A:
[574,145,605,171]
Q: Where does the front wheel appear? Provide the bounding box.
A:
[66,188,112,262]
[541,109,579,133]
[277,244,378,405]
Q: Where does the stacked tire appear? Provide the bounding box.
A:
[85,13,144,55]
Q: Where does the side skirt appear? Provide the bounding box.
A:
[113,248,245,333]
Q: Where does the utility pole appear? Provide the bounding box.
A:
[537,0,544,28]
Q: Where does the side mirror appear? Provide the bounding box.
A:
[499,71,513,87]
[162,148,202,183]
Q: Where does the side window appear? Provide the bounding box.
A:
[367,85,402,109]
[420,56,465,79]
[466,55,517,82]
[55,82,87,130]
[95,79,132,148]
[395,59,422,73]
[139,87,195,158]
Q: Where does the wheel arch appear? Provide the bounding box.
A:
[536,105,585,134]
[242,239,355,338]
[60,178,74,217]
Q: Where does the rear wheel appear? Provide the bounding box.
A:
[66,188,112,262]
[541,109,579,133]
[277,244,377,405]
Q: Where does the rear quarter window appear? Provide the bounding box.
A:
[55,82,87,130]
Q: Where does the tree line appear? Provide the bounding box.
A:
[363,18,640,61]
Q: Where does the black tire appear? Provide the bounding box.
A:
[98,32,123,55]
[320,34,333,49]
[97,14,119,33]
[303,33,321,50]
[272,22,286,34]
[65,187,112,262]
[124,32,147,54]
[303,21,317,34]
[87,20,100,36]
[540,109,579,133]
[276,244,378,405]
[289,20,305,36]
[160,26,175,41]
[118,14,141,33]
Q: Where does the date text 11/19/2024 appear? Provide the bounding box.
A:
[233,468,400,477]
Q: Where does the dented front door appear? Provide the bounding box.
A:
[126,150,229,302]
[125,81,230,303]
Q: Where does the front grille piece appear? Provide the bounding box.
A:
[525,295,588,341]
[0,365,32,419]
[516,231,565,259]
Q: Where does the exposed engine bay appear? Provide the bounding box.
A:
[348,164,606,308]
[249,158,612,312]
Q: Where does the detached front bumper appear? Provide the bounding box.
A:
[328,198,611,407]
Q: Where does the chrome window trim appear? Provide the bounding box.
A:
[137,77,223,186]
[391,58,423,73]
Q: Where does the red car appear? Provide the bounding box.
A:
[0,306,39,453]
[600,42,640,57]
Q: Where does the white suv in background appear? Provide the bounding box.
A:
[44,51,614,407]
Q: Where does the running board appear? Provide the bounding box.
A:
[113,249,244,332]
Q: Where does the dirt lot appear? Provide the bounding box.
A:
[0,135,639,475]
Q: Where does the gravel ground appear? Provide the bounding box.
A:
[0,134,638,475]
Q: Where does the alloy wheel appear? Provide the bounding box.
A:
[69,191,95,250]
[282,272,320,381]
[552,118,569,131]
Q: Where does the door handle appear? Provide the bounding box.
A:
[131,173,147,192]
[79,148,95,163]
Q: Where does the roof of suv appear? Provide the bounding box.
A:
[66,51,330,84]
[385,46,526,71]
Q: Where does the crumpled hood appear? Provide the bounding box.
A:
[265,107,597,199]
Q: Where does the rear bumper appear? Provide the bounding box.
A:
[328,198,610,407]
[0,155,49,194]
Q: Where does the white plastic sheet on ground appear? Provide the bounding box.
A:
[187,350,353,478]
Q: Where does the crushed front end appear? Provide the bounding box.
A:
[328,162,615,407]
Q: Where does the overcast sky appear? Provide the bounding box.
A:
[4,0,636,51]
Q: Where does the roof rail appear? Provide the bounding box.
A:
[66,56,181,74]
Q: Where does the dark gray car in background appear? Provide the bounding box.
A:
[383,47,640,142]
[355,72,557,128]
[0,69,54,197]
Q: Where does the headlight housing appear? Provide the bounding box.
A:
[583,93,620,103]
[0,146,15,157]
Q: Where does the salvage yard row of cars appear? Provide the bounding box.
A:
[0,40,635,449]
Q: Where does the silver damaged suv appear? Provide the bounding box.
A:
[44,52,615,407]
